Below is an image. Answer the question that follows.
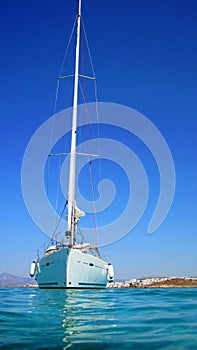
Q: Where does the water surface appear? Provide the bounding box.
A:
[0,287,197,349]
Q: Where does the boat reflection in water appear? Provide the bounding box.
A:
[27,288,117,348]
[61,289,117,347]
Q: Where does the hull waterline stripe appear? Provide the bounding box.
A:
[78,282,106,286]
[38,282,59,286]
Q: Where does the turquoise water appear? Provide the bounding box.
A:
[0,287,197,349]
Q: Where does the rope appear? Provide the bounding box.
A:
[52,202,67,240]
[48,16,77,234]
[58,16,77,82]
[79,19,101,247]
[81,17,102,196]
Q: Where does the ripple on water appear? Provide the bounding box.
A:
[0,287,197,349]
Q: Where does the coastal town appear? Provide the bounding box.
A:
[107,276,197,288]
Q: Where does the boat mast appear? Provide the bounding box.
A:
[67,0,82,246]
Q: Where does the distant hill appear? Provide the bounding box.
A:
[0,273,37,286]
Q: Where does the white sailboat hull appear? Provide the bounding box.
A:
[35,247,109,289]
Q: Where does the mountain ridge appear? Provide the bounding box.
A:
[0,272,37,286]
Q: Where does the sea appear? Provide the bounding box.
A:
[0,287,197,349]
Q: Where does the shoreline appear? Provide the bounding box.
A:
[1,276,197,288]
[107,276,197,288]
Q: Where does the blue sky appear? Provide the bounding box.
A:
[0,0,196,279]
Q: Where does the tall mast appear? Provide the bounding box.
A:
[67,0,82,245]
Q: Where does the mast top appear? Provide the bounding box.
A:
[78,0,82,17]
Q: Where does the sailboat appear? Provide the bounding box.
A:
[29,0,114,288]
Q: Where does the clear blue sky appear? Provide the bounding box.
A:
[0,0,196,279]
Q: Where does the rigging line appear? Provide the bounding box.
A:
[46,79,60,205]
[51,101,64,233]
[46,81,60,200]
[81,17,96,77]
[46,78,60,201]
[58,16,78,79]
[78,80,99,247]
[81,32,87,103]
[53,154,64,232]
[93,78,102,192]
[82,17,101,203]
[52,15,77,146]
[89,160,99,247]
[53,16,77,116]
[52,123,71,233]
[94,82,101,248]
[52,202,67,240]
[77,227,87,244]
[76,18,100,247]
[48,16,78,233]
[82,18,101,247]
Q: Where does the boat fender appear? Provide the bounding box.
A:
[37,261,41,274]
[107,263,114,282]
[30,261,37,277]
